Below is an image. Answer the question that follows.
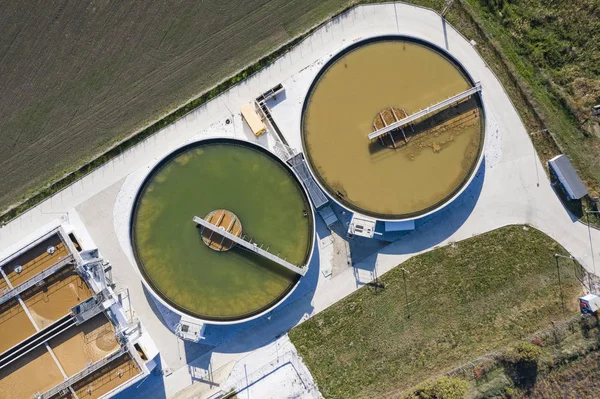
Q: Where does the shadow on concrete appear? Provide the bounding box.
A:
[346,156,486,287]
[142,286,175,331]
[176,219,321,370]
[383,155,486,253]
[187,352,219,386]
[266,90,288,108]
[441,16,449,50]
[112,355,167,399]
[549,172,583,223]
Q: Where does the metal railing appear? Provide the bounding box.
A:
[193,216,306,275]
[368,82,482,140]
[0,255,75,306]
[36,347,128,399]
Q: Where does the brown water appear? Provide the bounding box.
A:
[23,269,93,329]
[70,354,140,399]
[0,345,63,399]
[3,235,68,288]
[50,314,120,377]
[0,299,37,353]
[302,39,483,219]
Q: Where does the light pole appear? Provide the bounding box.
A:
[554,254,567,313]
[441,0,455,18]
[401,267,410,319]
[585,210,599,277]
[555,253,594,294]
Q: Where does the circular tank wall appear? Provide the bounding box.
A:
[301,36,486,221]
[130,138,315,324]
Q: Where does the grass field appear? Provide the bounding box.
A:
[465,314,600,398]
[456,0,600,223]
[468,0,600,189]
[0,0,350,212]
[289,225,583,398]
[511,350,600,399]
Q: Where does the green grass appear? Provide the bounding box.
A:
[453,0,600,189]
[466,314,600,398]
[289,225,583,398]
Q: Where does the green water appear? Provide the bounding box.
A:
[132,141,313,321]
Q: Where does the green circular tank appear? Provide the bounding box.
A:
[130,138,315,323]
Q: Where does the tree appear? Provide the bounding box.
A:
[508,341,543,364]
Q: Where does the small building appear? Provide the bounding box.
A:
[592,105,600,117]
[548,154,588,200]
[241,102,266,137]
[349,214,377,238]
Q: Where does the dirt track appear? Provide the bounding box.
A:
[0,0,349,211]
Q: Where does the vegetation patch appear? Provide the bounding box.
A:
[510,345,600,399]
[289,225,583,398]
[405,376,469,399]
[450,0,600,219]
[463,313,600,398]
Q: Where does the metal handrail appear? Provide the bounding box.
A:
[368,82,482,140]
[0,255,75,306]
[193,217,306,275]
[36,347,128,399]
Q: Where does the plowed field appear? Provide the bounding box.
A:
[0,0,349,211]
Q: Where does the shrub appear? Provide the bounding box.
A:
[406,376,468,399]
[508,342,543,364]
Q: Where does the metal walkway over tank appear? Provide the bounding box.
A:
[36,346,129,399]
[287,153,329,210]
[0,314,75,371]
[0,291,108,371]
[0,255,75,306]
[368,82,482,141]
[193,216,307,276]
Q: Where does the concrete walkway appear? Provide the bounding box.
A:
[1,3,599,398]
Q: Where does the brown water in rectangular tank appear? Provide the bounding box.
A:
[49,313,120,377]
[0,344,63,398]
[3,235,69,288]
[69,354,140,399]
[0,299,37,353]
[22,268,92,329]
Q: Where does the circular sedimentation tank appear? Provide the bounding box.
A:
[131,139,314,323]
[301,36,485,220]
